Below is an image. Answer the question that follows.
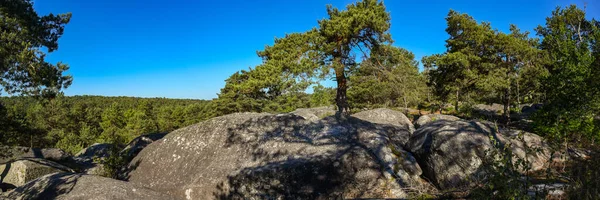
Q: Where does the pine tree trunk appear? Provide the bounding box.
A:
[516,75,521,108]
[504,87,511,124]
[404,95,408,113]
[455,89,460,113]
[335,65,348,116]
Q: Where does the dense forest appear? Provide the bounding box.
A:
[1,0,600,198]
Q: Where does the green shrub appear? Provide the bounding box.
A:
[100,143,128,179]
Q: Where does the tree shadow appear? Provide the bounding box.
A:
[0,162,13,192]
[3,173,80,199]
[211,114,416,199]
[120,157,142,181]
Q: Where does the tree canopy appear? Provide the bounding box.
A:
[423,10,545,121]
[0,0,73,97]
[534,5,600,144]
[218,0,393,116]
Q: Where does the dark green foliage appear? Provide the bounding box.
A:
[348,45,427,110]
[423,10,545,119]
[309,85,335,107]
[0,0,72,97]
[101,144,128,179]
[218,0,393,115]
[533,5,600,144]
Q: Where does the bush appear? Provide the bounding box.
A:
[568,148,600,199]
[100,143,128,179]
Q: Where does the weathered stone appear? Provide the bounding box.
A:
[408,120,551,190]
[75,143,114,161]
[3,173,176,200]
[498,129,552,171]
[0,158,72,190]
[0,146,71,164]
[414,114,460,129]
[126,111,424,199]
[351,108,416,134]
[473,103,504,118]
[528,183,567,199]
[82,163,106,176]
[290,106,336,122]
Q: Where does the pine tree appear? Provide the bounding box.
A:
[0,0,73,97]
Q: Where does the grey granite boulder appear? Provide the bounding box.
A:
[408,120,551,190]
[126,112,425,199]
[290,106,336,122]
[414,114,460,129]
[351,108,416,134]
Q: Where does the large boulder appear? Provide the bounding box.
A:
[290,106,336,122]
[408,120,551,190]
[1,158,72,191]
[3,173,175,200]
[0,146,71,164]
[126,112,426,199]
[473,103,504,118]
[351,108,416,134]
[414,114,460,129]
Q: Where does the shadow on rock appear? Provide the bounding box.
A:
[126,111,426,199]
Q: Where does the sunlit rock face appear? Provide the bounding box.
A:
[126,109,425,199]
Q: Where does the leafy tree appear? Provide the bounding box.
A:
[534,5,600,144]
[423,10,544,120]
[99,103,127,144]
[0,0,72,97]
[220,0,392,116]
[0,0,73,147]
[215,69,270,115]
[422,10,494,112]
[316,0,392,114]
[478,26,545,121]
[349,45,426,110]
[309,85,335,107]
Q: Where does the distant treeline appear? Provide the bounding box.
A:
[0,96,216,153]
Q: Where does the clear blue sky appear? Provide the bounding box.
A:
[34,0,598,100]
